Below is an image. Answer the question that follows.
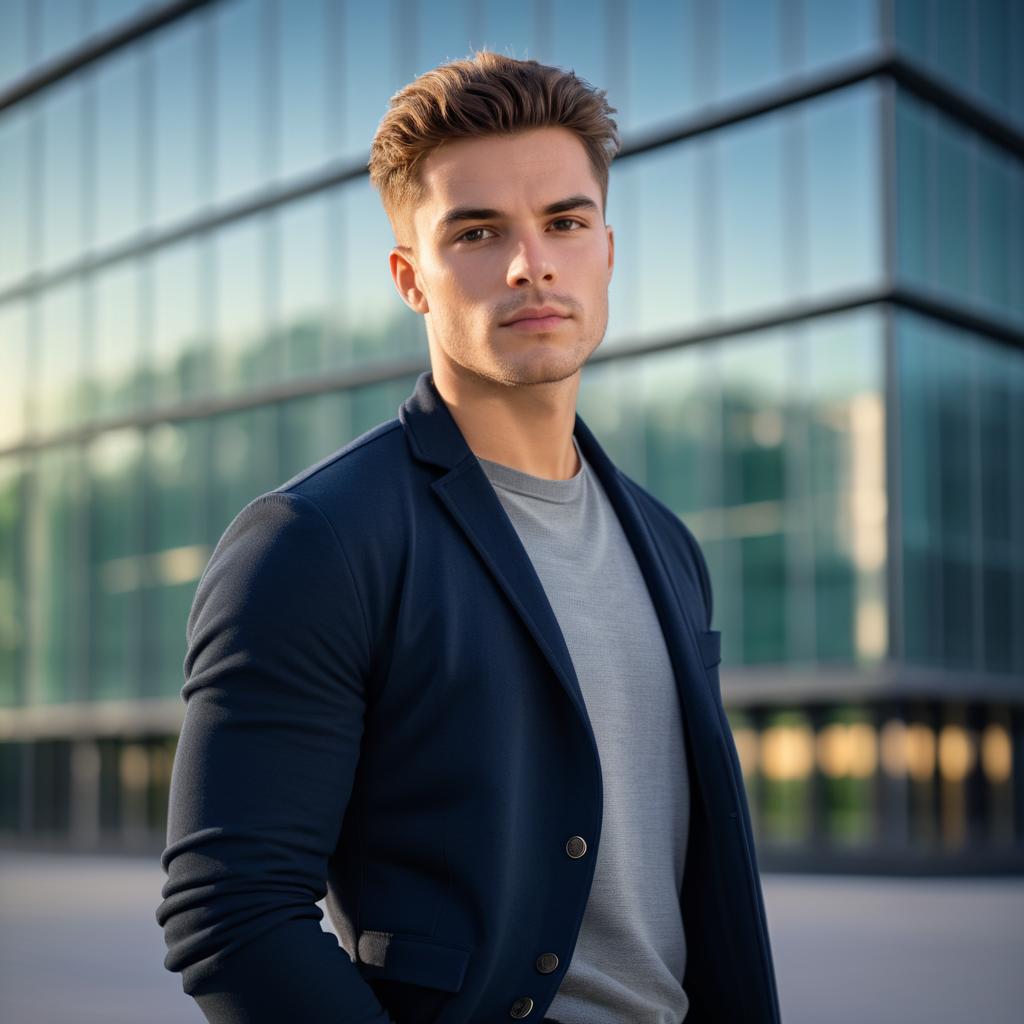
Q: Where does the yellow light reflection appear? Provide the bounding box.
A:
[906,723,936,782]
[981,723,1012,784]
[938,725,975,783]
[119,744,150,790]
[816,721,878,778]
[761,724,814,781]
[880,719,907,777]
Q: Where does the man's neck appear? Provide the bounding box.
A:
[430,362,581,481]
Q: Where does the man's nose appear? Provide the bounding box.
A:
[506,234,557,288]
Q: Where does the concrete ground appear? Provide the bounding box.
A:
[0,850,1021,1023]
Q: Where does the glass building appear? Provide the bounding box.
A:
[0,0,1021,871]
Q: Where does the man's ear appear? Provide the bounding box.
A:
[389,246,429,315]
[606,224,615,283]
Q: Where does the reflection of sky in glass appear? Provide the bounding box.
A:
[415,0,474,72]
[215,217,270,388]
[92,261,141,417]
[277,0,330,179]
[151,239,203,403]
[0,108,31,287]
[214,0,265,203]
[94,49,142,250]
[279,193,331,376]
[41,80,84,270]
[153,15,204,228]
[719,0,782,100]
[0,1,30,87]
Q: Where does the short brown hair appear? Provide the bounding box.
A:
[368,50,620,244]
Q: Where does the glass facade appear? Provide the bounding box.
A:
[0,0,1021,868]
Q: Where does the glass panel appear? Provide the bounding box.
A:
[348,375,420,440]
[717,113,786,317]
[41,0,87,64]
[0,303,28,447]
[87,430,143,701]
[805,82,881,297]
[478,0,535,63]
[151,238,213,405]
[622,0,696,134]
[339,0,401,160]
[802,0,876,72]
[974,141,1011,316]
[0,108,31,288]
[27,446,82,705]
[36,281,84,434]
[94,48,142,249]
[974,0,1011,112]
[147,419,211,698]
[281,391,353,481]
[214,0,268,204]
[41,80,85,269]
[153,13,205,228]
[895,91,930,288]
[276,0,330,179]
[339,179,423,364]
[604,141,699,348]
[210,406,280,542]
[90,261,142,419]
[278,193,330,378]
[90,0,150,35]
[934,118,969,302]
[718,0,782,101]
[0,0,30,88]
[214,217,274,393]
[541,1,607,100]
[932,0,970,91]
[415,0,473,71]
[0,458,24,706]
[818,706,877,846]
[759,709,813,844]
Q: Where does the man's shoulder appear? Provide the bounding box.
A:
[276,416,409,502]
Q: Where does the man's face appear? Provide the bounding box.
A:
[390,126,615,388]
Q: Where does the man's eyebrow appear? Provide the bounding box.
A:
[436,194,600,235]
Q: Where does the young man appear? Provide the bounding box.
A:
[157,51,780,1024]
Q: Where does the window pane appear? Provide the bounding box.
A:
[718,113,786,317]
[805,83,881,297]
[276,0,330,179]
[339,180,422,365]
[339,0,401,160]
[718,0,782,101]
[210,407,280,541]
[803,0,876,72]
[415,0,473,71]
[0,0,30,88]
[90,261,143,419]
[895,92,929,288]
[151,238,212,405]
[0,108,31,288]
[975,141,1011,316]
[0,303,28,447]
[36,282,85,434]
[90,0,150,35]
[87,430,143,701]
[541,0,607,105]
[0,458,24,706]
[41,81,85,269]
[278,194,330,378]
[147,419,211,698]
[27,446,83,705]
[41,0,87,64]
[934,118,969,301]
[94,49,142,249]
[281,391,352,480]
[153,13,205,227]
[214,0,268,203]
[215,217,274,393]
[622,0,697,134]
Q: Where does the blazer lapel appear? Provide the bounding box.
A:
[399,372,588,723]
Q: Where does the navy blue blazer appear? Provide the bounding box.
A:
[157,370,781,1024]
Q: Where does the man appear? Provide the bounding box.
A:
[157,51,780,1024]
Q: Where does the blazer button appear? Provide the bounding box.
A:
[536,952,559,973]
[565,835,587,858]
[510,996,534,1018]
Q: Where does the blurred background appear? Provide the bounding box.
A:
[0,0,1022,1020]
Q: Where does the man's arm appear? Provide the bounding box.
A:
[155,490,392,1024]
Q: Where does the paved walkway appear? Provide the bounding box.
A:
[1,850,1021,1023]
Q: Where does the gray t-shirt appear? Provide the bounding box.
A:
[476,435,691,1024]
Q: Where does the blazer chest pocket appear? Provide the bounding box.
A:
[697,630,722,700]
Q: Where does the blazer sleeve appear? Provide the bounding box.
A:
[155,490,392,1024]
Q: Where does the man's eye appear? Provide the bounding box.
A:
[551,218,584,231]
[457,227,494,242]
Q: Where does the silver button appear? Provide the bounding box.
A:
[536,952,559,973]
[510,995,534,1018]
[565,835,587,858]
